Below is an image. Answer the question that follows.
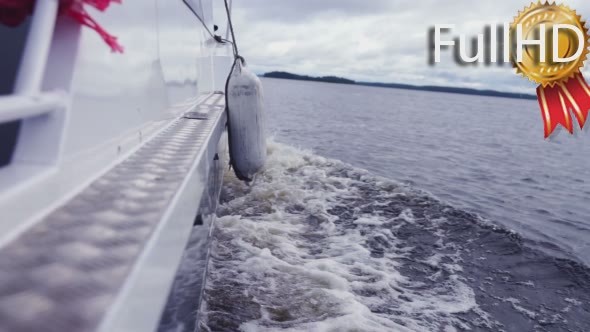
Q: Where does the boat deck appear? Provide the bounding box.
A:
[0,93,226,332]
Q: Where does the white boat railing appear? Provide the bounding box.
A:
[0,0,67,187]
[0,0,61,126]
[0,92,64,124]
[13,0,59,95]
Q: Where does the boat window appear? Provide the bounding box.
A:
[0,18,30,95]
[0,18,30,167]
[0,121,20,168]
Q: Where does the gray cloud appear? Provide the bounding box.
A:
[231,0,399,22]
[218,0,590,93]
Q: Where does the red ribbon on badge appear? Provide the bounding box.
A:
[536,73,590,138]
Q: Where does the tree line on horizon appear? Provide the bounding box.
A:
[262,71,535,100]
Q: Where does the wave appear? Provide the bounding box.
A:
[199,140,590,332]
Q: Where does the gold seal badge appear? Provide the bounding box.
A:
[511,2,590,138]
[511,2,589,87]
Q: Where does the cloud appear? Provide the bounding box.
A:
[230,0,398,22]
[220,0,590,93]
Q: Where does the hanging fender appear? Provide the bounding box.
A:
[226,59,267,182]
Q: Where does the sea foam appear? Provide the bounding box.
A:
[199,140,481,331]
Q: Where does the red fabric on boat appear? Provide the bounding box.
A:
[0,0,123,53]
[0,0,33,26]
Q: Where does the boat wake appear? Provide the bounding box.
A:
[199,140,590,332]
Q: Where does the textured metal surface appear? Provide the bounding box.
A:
[183,111,209,120]
[0,94,225,332]
[157,132,228,332]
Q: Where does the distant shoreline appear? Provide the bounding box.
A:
[262,71,536,101]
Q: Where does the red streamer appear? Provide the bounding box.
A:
[0,0,123,53]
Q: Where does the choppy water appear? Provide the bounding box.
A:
[199,79,590,331]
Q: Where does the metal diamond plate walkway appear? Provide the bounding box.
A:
[0,93,226,332]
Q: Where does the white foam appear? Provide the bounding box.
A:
[200,140,481,331]
[503,297,537,319]
[353,215,386,226]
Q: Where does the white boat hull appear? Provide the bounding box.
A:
[0,1,233,331]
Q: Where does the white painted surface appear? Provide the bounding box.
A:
[0,0,232,239]
[213,55,233,91]
[98,108,227,332]
[0,92,64,123]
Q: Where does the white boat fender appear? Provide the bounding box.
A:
[225,58,266,182]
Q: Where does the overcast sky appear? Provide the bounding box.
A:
[212,0,590,94]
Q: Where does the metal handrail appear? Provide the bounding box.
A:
[14,0,59,95]
[0,92,65,123]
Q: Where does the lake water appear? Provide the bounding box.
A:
[261,78,590,264]
[199,78,590,331]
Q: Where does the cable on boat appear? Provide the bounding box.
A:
[183,0,265,183]
[181,0,238,58]
[223,0,239,58]
[182,0,215,39]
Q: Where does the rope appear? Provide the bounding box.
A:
[223,0,239,58]
[183,0,249,181]
[182,0,240,58]
[181,0,215,39]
